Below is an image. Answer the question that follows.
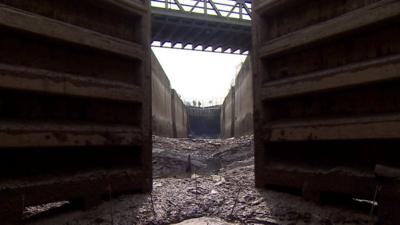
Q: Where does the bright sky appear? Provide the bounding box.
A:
[152,47,246,105]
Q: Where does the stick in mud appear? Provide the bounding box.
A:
[108,184,114,225]
[186,154,192,174]
[230,186,242,217]
[195,170,198,202]
[150,192,157,217]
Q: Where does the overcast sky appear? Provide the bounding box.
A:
[152,47,246,105]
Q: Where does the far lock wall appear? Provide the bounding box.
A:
[172,89,188,138]
[151,51,187,138]
[221,57,254,138]
[152,51,173,137]
[188,106,221,138]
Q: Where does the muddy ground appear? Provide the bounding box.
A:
[28,136,376,225]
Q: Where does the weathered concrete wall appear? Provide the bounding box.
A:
[220,102,225,138]
[151,52,187,138]
[221,88,235,138]
[234,57,253,137]
[221,57,253,138]
[172,89,188,138]
[151,51,173,137]
[0,0,152,222]
[188,106,221,138]
[253,0,400,224]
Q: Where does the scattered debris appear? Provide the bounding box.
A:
[28,136,376,225]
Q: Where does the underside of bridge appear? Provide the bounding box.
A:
[152,8,251,54]
[151,0,252,54]
[0,0,399,224]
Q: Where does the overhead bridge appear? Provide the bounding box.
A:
[151,0,252,54]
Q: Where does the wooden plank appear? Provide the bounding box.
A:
[1,169,145,189]
[253,0,297,15]
[265,163,375,177]
[0,169,146,214]
[262,54,400,100]
[0,4,145,60]
[103,0,148,15]
[263,165,377,199]
[259,0,400,58]
[375,164,400,178]
[0,123,143,147]
[252,9,270,188]
[0,63,143,103]
[266,114,400,141]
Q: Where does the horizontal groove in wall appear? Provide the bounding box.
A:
[0,147,144,181]
[258,0,382,43]
[264,114,400,141]
[258,0,400,58]
[261,22,400,83]
[0,27,143,86]
[0,88,142,126]
[262,54,400,99]
[0,0,146,43]
[0,4,145,59]
[263,80,400,122]
[0,63,144,103]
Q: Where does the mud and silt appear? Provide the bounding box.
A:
[28,136,375,225]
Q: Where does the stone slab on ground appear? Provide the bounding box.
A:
[172,217,238,225]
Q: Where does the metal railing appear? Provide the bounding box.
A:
[151,0,252,20]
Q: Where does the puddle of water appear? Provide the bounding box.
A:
[172,217,238,225]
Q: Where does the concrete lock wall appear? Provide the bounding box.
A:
[221,87,235,138]
[151,51,174,137]
[221,57,253,138]
[171,89,188,138]
[151,51,187,138]
[234,57,253,137]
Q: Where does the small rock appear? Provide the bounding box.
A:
[154,182,163,188]
[211,189,219,195]
[191,174,200,179]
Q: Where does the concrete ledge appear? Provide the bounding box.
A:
[259,0,400,58]
[0,122,143,147]
[266,114,400,141]
[0,4,145,59]
[262,54,400,100]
